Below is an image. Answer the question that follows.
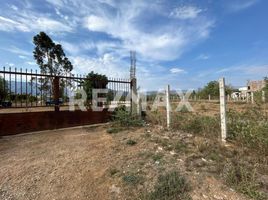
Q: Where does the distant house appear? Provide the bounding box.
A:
[247,80,266,92]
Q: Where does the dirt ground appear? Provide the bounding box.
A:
[0,124,251,200]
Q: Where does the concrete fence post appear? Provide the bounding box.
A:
[166,85,170,129]
[219,78,227,142]
[131,78,137,115]
[262,90,265,103]
[251,92,254,104]
[137,92,142,116]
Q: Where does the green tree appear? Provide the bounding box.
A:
[197,80,234,99]
[83,71,108,102]
[0,76,8,102]
[33,32,73,100]
[33,32,73,75]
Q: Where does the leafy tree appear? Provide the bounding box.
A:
[83,71,108,102]
[33,32,73,99]
[33,32,73,75]
[0,76,8,102]
[197,80,234,99]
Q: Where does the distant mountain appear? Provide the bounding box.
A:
[8,81,41,94]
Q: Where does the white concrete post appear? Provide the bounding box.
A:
[137,92,142,116]
[219,78,227,142]
[227,94,230,102]
[166,85,171,129]
[262,90,265,103]
[194,95,197,101]
[246,93,249,103]
[131,78,137,115]
[251,92,254,104]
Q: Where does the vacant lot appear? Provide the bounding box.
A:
[0,124,254,200]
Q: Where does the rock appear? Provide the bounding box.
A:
[110,185,120,194]
[213,194,224,200]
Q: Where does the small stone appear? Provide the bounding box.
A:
[110,185,120,194]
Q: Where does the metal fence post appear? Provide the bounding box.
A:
[53,76,60,112]
[219,78,227,142]
[166,85,170,129]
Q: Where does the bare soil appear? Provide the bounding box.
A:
[0,125,251,200]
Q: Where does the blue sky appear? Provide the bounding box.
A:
[0,0,267,90]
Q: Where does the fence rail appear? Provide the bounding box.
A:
[0,67,132,110]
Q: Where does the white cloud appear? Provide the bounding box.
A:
[170,6,203,19]
[5,62,15,67]
[19,55,28,59]
[0,10,73,33]
[227,0,259,12]
[46,0,64,7]
[23,17,73,33]
[84,15,110,32]
[170,68,186,74]
[26,61,36,66]
[216,64,268,75]
[82,3,213,61]
[60,41,81,55]
[0,16,29,32]
[5,46,32,56]
[70,54,129,78]
[243,65,268,75]
[197,54,210,60]
[10,5,18,11]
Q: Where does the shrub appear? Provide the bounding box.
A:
[109,168,119,176]
[144,170,191,200]
[123,174,143,185]
[113,106,144,127]
[126,139,137,146]
[171,113,220,137]
[228,107,268,155]
[222,162,266,200]
[152,153,164,162]
[106,127,124,134]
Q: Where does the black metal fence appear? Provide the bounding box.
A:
[0,67,131,109]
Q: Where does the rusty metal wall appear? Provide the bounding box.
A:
[0,110,110,136]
